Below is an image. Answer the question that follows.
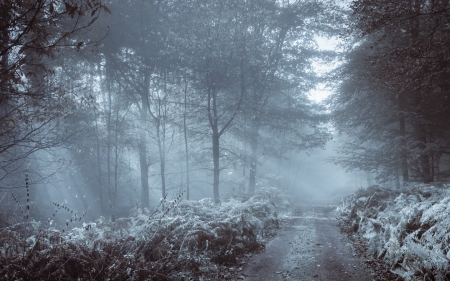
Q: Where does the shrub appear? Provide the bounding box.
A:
[0,195,278,280]
[337,184,450,281]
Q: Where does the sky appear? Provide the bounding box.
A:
[308,35,342,103]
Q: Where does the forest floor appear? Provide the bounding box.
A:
[240,204,376,281]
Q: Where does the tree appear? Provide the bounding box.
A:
[173,0,250,203]
[329,37,405,183]
[169,0,337,200]
[0,0,108,188]
[95,0,174,208]
[225,0,337,194]
[332,0,450,184]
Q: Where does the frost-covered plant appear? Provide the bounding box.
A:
[0,195,278,280]
[252,183,292,213]
[338,184,450,281]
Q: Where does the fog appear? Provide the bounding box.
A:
[3,0,450,280]
[2,0,446,235]
[27,137,362,225]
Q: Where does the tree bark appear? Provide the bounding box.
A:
[156,118,166,205]
[139,128,149,208]
[410,0,432,184]
[147,81,168,208]
[415,124,432,183]
[399,112,409,185]
[93,64,104,215]
[0,6,8,85]
[209,87,221,203]
[434,153,441,181]
[139,73,150,209]
[112,89,120,221]
[183,78,190,200]
[105,58,113,217]
[248,124,259,195]
[212,127,220,203]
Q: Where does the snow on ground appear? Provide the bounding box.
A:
[0,192,282,280]
[337,183,450,281]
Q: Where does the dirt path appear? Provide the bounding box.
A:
[241,205,374,281]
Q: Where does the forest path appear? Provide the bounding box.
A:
[241,205,374,281]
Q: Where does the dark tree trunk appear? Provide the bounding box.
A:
[139,128,149,208]
[206,60,244,203]
[183,78,190,200]
[399,113,409,185]
[105,59,113,217]
[112,94,120,221]
[156,118,166,204]
[415,124,432,183]
[434,154,441,182]
[139,74,150,209]
[212,127,220,203]
[0,6,8,84]
[398,88,409,185]
[410,0,432,184]
[208,87,221,204]
[248,124,259,195]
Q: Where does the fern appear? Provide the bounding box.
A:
[338,184,450,281]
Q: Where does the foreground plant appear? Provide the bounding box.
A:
[0,196,278,280]
[338,184,450,281]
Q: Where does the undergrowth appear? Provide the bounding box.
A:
[337,184,450,281]
[0,195,278,280]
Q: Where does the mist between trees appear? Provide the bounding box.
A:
[0,0,344,222]
[329,0,450,188]
[2,0,449,226]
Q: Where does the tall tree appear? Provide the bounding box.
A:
[332,0,450,183]
[173,0,249,203]
[97,0,173,208]
[0,0,108,188]
[235,0,335,194]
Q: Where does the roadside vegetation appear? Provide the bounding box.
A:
[338,184,450,281]
[0,187,284,281]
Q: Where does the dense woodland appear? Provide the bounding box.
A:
[1,0,450,280]
[331,0,450,185]
[0,0,340,222]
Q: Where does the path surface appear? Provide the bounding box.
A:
[242,205,374,281]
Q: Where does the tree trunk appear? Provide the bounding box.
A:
[105,60,113,218]
[183,79,190,200]
[410,0,432,184]
[248,125,259,195]
[415,124,432,183]
[139,74,150,209]
[208,88,221,203]
[206,64,244,202]
[156,118,166,205]
[398,92,409,185]
[93,66,104,215]
[212,127,220,203]
[0,6,8,85]
[434,153,441,182]
[112,92,120,221]
[139,128,149,208]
